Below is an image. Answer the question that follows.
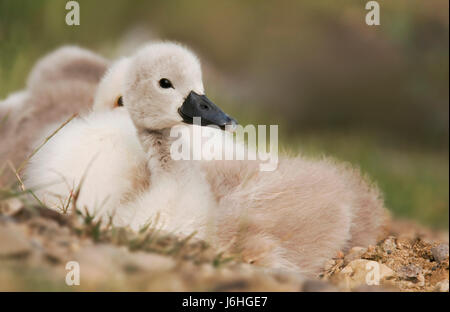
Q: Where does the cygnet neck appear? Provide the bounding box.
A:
[137,127,175,173]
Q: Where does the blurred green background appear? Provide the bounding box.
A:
[0,0,448,228]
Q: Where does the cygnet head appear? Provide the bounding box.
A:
[93,57,130,111]
[122,42,237,131]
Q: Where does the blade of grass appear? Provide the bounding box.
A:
[16,113,77,174]
[7,160,44,206]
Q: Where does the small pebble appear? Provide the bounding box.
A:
[333,259,395,290]
[431,244,449,263]
[399,264,422,279]
[382,237,397,254]
[434,279,449,292]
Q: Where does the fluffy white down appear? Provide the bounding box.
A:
[0,90,29,111]
[121,126,239,238]
[123,161,218,238]
[24,109,145,221]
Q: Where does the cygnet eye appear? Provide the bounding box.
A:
[116,96,123,107]
[159,78,173,89]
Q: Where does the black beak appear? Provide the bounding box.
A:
[178,91,238,130]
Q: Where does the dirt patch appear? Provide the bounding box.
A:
[0,200,448,291]
[322,220,449,291]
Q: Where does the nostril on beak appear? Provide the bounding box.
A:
[199,104,209,111]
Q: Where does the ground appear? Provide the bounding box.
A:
[0,198,448,292]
